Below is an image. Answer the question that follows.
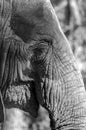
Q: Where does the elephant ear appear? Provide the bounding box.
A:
[0,91,5,122]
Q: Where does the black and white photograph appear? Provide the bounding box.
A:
[0,0,86,129]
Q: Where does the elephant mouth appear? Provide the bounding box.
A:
[3,81,39,117]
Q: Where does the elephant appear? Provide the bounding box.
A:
[0,0,86,129]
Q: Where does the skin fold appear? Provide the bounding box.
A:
[0,0,86,129]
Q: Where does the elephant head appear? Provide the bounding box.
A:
[0,0,86,129]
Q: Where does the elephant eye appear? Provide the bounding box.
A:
[31,38,53,59]
[33,45,46,60]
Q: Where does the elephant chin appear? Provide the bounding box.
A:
[3,83,39,118]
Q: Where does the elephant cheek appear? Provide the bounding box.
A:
[3,83,39,118]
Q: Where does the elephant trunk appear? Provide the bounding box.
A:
[33,32,86,129]
[49,62,86,130]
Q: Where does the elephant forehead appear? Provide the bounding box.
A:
[12,0,45,20]
[11,0,57,36]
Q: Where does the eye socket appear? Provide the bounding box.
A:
[31,42,50,64]
[31,38,53,76]
[33,44,46,60]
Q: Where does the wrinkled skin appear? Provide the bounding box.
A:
[0,0,86,129]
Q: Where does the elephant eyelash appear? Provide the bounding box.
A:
[39,38,53,45]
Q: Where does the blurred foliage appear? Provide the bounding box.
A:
[26,107,50,130]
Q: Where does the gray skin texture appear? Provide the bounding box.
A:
[0,0,86,129]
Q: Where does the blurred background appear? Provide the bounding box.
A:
[1,0,86,129]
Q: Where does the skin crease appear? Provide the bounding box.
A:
[0,0,86,130]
